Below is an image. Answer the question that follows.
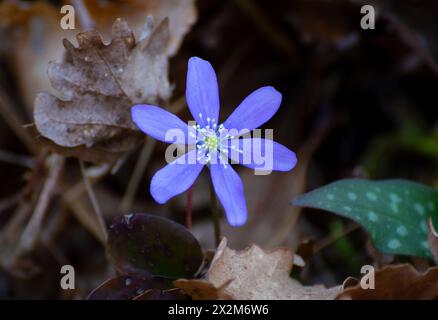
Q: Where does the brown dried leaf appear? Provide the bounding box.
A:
[34,18,171,162]
[205,238,341,300]
[173,279,232,300]
[1,1,196,111]
[338,264,438,299]
[83,0,197,56]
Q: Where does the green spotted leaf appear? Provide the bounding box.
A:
[293,179,438,259]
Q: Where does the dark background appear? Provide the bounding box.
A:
[0,0,437,299]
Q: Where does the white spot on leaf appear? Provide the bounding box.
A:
[368,211,378,222]
[414,203,425,215]
[347,192,357,201]
[396,225,408,237]
[420,220,427,232]
[388,239,401,249]
[389,193,402,203]
[366,192,377,201]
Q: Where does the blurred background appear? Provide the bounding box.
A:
[0,0,437,299]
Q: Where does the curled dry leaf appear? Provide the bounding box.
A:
[338,264,438,300]
[1,1,196,111]
[34,18,172,163]
[83,0,197,56]
[203,238,341,300]
[173,279,232,300]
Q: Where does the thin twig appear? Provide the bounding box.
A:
[268,119,333,247]
[1,201,32,243]
[313,224,360,255]
[0,87,37,154]
[168,95,187,114]
[62,170,108,245]
[0,149,35,168]
[119,136,156,212]
[233,0,297,60]
[0,192,21,216]
[18,154,64,252]
[63,187,106,245]
[79,160,108,241]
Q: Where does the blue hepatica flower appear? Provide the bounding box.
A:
[131,57,297,226]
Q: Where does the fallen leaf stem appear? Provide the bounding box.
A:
[79,160,108,242]
[0,87,37,154]
[19,154,65,252]
[119,137,156,212]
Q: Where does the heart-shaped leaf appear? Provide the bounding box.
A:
[86,273,172,300]
[108,213,203,278]
[293,179,438,259]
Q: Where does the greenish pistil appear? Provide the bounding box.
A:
[205,136,219,151]
[190,114,238,166]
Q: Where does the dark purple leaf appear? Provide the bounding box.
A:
[108,213,203,278]
[86,273,172,300]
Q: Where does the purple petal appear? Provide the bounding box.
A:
[186,57,220,126]
[132,105,194,144]
[225,138,297,172]
[150,150,204,203]
[209,161,247,227]
[223,86,282,132]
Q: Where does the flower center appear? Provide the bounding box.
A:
[191,116,231,164]
[204,135,219,151]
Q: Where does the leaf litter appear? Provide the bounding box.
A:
[34,18,172,163]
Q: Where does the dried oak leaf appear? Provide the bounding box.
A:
[204,238,341,300]
[2,1,196,111]
[173,279,232,300]
[338,264,438,300]
[34,18,171,162]
[83,0,197,56]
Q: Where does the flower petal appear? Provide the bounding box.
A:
[132,105,194,144]
[223,86,282,132]
[186,57,220,126]
[209,161,247,227]
[225,138,297,172]
[150,150,204,203]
